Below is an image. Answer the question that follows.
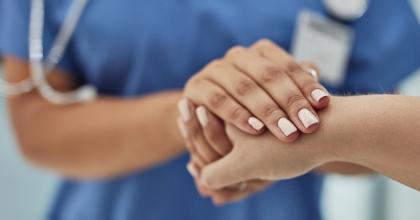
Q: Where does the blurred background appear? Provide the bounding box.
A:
[1,1,420,219]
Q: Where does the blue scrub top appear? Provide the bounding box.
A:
[1,0,419,220]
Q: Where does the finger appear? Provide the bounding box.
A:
[186,161,200,179]
[299,62,330,109]
[251,40,330,110]
[204,56,299,142]
[190,153,206,169]
[177,117,207,168]
[185,77,264,134]
[194,176,211,197]
[200,149,255,190]
[227,42,320,134]
[300,61,320,79]
[177,117,193,151]
[196,106,233,155]
[178,99,221,163]
[179,117,207,168]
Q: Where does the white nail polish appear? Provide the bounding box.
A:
[196,106,208,127]
[311,89,329,102]
[178,99,191,122]
[277,118,298,137]
[248,117,264,131]
[177,118,188,138]
[304,66,318,79]
[187,163,198,178]
[298,108,319,128]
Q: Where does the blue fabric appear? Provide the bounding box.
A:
[0,0,419,220]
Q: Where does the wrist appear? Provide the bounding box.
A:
[302,96,360,166]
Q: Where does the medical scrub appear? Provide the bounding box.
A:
[1,0,419,219]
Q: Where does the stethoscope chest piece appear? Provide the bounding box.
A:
[323,0,369,21]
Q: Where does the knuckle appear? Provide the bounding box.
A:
[227,106,246,122]
[206,59,224,70]
[208,92,228,109]
[260,65,286,84]
[225,46,246,58]
[300,80,319,93]
[286,94,307,109]
[286,62,303,75]
[254,39,274,48]
[185,75,202,90]
[235,79,257,96]
[260,104,283,119]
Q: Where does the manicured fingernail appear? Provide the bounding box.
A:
[187,163,198,178]
[196,106,208,127]
[178,99,191,122]
[248,117,264,131]
[304,66,318,78]
[298,108,319,128]
[311,89,329,102]
[177,118,188,138]
[277,118,298,137]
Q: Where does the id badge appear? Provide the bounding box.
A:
[291,10,354,87]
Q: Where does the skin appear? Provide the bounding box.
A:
[179,98,371,205]
[200,96,420,192]
[4,39,326,181]
[5,57,185,179]
[179,41,370,204]
[4,39,365,205]
[183,39,330,142]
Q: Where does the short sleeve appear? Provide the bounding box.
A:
[0,0,81,78]
[0,0,31,59]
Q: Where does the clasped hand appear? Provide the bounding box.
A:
[177,39,330,205]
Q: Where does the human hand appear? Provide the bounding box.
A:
[200,124,331,190]
[177,101,273,205]
[182,39,329,142]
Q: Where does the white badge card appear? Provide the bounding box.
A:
[291,10,354,87]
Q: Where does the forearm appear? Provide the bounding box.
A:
[297,95,420,189]
[9,91,185,180]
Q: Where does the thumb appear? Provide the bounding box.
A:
[200,150,254,190]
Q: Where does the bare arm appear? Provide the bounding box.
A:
[201,95,420,191]
[5,57,185,180]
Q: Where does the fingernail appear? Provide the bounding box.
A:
[187,163,198,178]
[177,118,188,138]
[311,89,329,102]
[298,108,319,128]
[277,118,298,137]
[248,117,264,131]
[196,106,208,127]
[304,66,318,78]
[178,99,191,122]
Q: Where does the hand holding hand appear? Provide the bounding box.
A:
[182,39,329,142]
[177,100,273,205]
[200,124,330,190]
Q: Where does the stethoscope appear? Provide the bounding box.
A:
[0,0,97,105]
[0,0,368,105]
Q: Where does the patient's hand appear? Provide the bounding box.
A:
[177,39,330,204]
[177,102,273,205]
[200,124,327,190]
